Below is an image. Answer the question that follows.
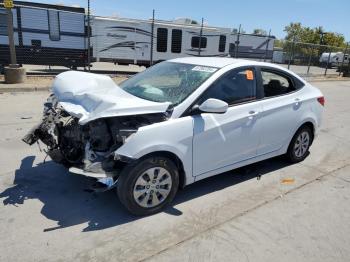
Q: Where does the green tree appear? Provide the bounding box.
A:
[282,23,347,64]
[253,29,267,35]
[284,23,346,47]
[232,28,246,34]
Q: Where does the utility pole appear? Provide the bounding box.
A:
[318,28,328,58]
[5,0,17,66]
[150,9,155,66]
[234,24,241,58]
[198,18,204,56]
[87,0,91,71]
[4,0,26,84]
[339,42,348,76]
[263,29,271,62]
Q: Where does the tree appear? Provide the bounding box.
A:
[232,28,246,34]
[253,29,267,36]
[283,22,346,47]
[282,22,347,65]
[273,39,284,49]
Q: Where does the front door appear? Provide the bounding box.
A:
[192,67,263,176]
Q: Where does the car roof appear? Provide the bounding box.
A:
[168,57,246,68]
[168,57,286,69]
[168,57,306,83]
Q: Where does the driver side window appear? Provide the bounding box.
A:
[199,68,257,106]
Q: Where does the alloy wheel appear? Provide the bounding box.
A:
[133,167,173,208]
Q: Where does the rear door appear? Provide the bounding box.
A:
[257,67,304,155]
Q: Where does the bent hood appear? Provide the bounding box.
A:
[52,71,171,125]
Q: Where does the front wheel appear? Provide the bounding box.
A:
[117,156,179,216]
[286,126,313,163]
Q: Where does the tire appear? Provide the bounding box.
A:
[286,125,313,163]
[117,156,179,216]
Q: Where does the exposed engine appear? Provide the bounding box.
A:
[23,94,168,171]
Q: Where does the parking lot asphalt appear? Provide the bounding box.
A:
[0,80,350,262]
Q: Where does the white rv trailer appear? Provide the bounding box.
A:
[319,52,349,67]
[0,1,87,69]
[91,16,275,66]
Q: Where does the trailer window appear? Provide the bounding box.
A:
[157,28,168,52]
[31,40,42,48]
[48,10,60,41]
[219,35,226,52]
[229,43,236,56]
[0,11,8,36]
[171,29,182,53]
[191,36,207,49]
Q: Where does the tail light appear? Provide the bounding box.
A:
[317,96,325,106]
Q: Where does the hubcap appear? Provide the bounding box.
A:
[133,167,172,208]
[294,131,310,158]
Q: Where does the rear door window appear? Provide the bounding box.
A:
[261,70,297,97]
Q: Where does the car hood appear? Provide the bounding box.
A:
[52,71,171,125]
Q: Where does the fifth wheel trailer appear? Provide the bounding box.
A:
[0,1,88,69]
[91,16,275,66]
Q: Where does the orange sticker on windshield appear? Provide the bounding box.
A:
[246,70,254,80]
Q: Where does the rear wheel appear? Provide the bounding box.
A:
[286,126,313,163]
[117,156,179,216]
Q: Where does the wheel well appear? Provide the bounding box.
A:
[299,122,315,143]
[138,151,186,189]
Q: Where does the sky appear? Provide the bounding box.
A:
[20,0,350,41]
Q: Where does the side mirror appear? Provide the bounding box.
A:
[197,98,228,114]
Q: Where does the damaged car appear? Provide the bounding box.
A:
[23,57,324,215]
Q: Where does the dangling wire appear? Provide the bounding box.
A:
[36,141,42,152]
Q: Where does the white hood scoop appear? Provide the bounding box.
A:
[52,71,171,125]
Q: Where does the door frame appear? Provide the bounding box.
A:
[181,65,264,117]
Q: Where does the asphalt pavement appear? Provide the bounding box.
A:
[0,80,350,262]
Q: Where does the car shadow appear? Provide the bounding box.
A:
[0,155,291,232]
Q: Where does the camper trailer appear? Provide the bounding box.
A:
[319,52,349,68]
[91,16,275,66]
[0,1,87,69]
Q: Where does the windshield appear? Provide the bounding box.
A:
[120,62,218,105]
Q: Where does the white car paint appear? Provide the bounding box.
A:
[192,100,263,176]
[113,58,323,185]
[52,71,171,125]
[53,57,323,186]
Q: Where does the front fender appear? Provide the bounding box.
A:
[115,116,195,185]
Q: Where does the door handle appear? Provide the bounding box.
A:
[248,110,259,119]
[294,98,301,106]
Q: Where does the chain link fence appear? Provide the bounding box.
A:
[1,1,349,78]
[271,40,349,77]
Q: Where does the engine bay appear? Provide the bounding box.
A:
[23,94,168,174]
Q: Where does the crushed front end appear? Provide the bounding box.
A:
[23,94,168,191]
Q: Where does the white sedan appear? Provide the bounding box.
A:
[23,57,324,215]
